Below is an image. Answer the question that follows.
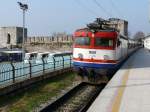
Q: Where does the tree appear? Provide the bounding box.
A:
[133,31,145,40]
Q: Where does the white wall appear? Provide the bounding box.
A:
[144,36,150,50]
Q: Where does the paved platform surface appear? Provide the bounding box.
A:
[88,48,150,112]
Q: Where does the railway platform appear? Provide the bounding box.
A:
[88,48,150,112]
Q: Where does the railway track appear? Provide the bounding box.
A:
[40,82,106,112]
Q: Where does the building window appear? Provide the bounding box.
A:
[7,33,11,44]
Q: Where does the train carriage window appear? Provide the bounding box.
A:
[75,37,91,46]
[95,38,113,47]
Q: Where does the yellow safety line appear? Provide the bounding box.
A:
[112,69,130,112]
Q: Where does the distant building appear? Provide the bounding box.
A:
[143,35,150,50]
[0,27,27,48]
[109,18,128,36]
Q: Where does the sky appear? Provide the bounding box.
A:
[0,0,150,37]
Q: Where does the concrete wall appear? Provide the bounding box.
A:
[109,18,128,36]
[0,27,27,48]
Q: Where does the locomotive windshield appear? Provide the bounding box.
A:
[75,37,91,46]
[95,38,113,47]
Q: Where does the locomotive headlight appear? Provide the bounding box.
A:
[103,55,109,60]
[78,53,83,60]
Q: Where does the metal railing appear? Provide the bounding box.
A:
[0,54,72,87]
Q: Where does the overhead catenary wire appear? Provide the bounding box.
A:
[109,0,124,18]
[73,0,99,17]
[73,0,136,37]
[110,0,137,37]
[92,0,113,17]
[108,0,136,37]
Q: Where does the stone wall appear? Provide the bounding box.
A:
[0,27,27,48]
[26,35,73,44]
[25,35,73,52]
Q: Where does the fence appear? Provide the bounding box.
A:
[0,53,72,87]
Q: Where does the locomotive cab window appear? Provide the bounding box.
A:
[75,37,91,46]
[95,38,113,47]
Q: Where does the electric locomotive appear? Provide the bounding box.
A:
[73,18,140,80]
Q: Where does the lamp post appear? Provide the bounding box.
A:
[18,2,28,61]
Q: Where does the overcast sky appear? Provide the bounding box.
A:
[0,0,150,36]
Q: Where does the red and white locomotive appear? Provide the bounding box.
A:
[73,18,140,79]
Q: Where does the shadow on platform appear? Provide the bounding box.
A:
[120,48,150,69]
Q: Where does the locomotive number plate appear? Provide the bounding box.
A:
[89,51,96,54]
